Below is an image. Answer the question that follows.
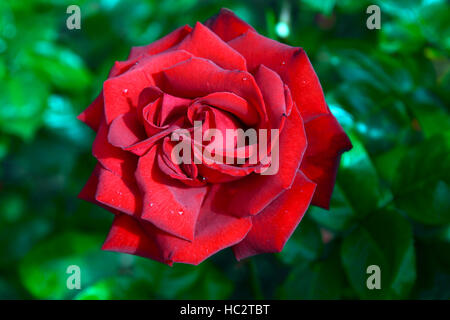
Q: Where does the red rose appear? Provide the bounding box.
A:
[78,8,352,265]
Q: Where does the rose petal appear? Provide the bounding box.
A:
[157,93,191,127]
[95,167,142,216]
[175,22,247,71]
[156,202,252,265]
[300,113,353,209]
[78,164,123,215]
[128,25,192,60]
[78,54,145,132]
[197,163,255,183]
[78,163,101,204]
[228,31,329,121]
[103,204,252,266]
[102,214,167,264]
[77,91,104,132]
[157,137,205,187]
[108,112,147,149]
[191,92,259,126]
[254,64,287,130]
[136,86,190,135]
[146,184,252,264]
[284,84,293,117]
[108,57,141,79]
[103,50,192,124]
[232,170,316,260]
[205,8,255,42]
[124,118,185,157]
[93,120,138,179]
[135,145,208,241]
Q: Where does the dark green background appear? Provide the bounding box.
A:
[0,0,449,299]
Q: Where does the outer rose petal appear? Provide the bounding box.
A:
[158,191,252,265]
[95,167,142,216]
[78,26,190,131]
[103,50,192,125]
[175,22,247,71]
[205,8,255,42]
[77,56,143,132]
[148,183,252,264]
[102,196,253,265]
[77,91,104,132]
[93,120,137,179]
[128,25,192,60]
[228,30,329,121]
[102,214,166,264]
[210,106,307,217]
[135,145,208,241]
[78,163,101,205]
[108,58,141,79]
[300,114,353,209]
[233,170,316,260]
[78,163,123,216]
[78,49,148,132]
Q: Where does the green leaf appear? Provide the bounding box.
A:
[278,253,346,299]
[0,135,9,160]
[0,192,25,223]
[0,217,51,267]
[329,53,413,154]
[336,0,371,13]
[278,216,323,264]
[184,265,233,300]
[133,258,233,299]
[341,210,416,299]
[337,131,390,217]
[301,0,336,16]
[309,184,356,231]
[410,89,450,139]
[393,134,450,225]
[75,276,153,300]
[376,0,422,22]
[0,72,48,141]
[380,21,424,54]
[0,277,21,299]
[24,42,92,92]
[414,239,450,299]
[418,2,450,51]
[44,94,92,147]
[19,232,121,299]
[373,145,407,188]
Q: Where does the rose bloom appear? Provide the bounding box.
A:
[78,9,352,265]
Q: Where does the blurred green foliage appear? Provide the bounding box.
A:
[0,0,449,299]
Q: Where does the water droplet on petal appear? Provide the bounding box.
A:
[150,203,154,207]
[122,89,128,95]
[281,61,286,65]
[242,77,248,81]
[178,210,184,215]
